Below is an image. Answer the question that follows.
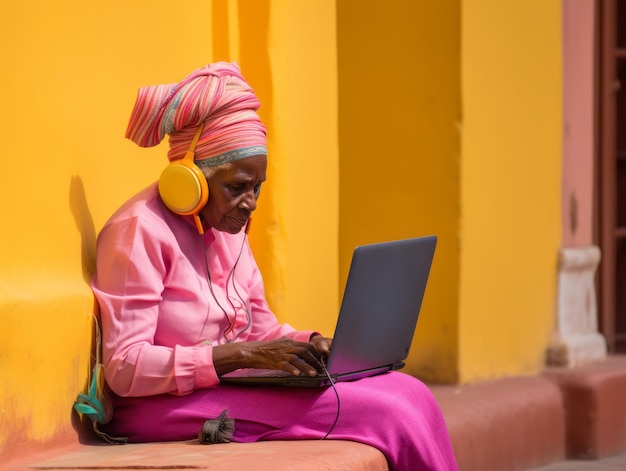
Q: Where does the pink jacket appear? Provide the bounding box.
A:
[92,183,314,397]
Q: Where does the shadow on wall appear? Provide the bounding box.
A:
[69,175,97,285]
[69,175,102,443]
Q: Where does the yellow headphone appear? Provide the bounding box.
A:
[158,123,207,234]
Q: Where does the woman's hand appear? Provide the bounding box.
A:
[310,335,332,362]
[213,337,331,378]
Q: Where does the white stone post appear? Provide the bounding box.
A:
[547,246,607,366]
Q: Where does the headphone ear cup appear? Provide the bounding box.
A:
[158,159,209,216]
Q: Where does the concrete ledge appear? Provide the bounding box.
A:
[6,440,389,471]
[431,375,566,471]
[5,375,568,471]
[543,354,626,459]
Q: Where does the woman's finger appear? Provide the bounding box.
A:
[300,348,323,371]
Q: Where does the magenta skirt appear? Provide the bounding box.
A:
[106,371,458,471]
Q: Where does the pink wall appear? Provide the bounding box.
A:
[562,0,595,247]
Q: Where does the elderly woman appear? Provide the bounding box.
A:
[92,62,458,471]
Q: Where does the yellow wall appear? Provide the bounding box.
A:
[0,0,338,454]
[337,0,562,384]
[458,0,562,382]
[337,0,461,382]
[0,0,214,453]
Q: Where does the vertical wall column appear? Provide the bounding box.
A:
[548,0,607,366]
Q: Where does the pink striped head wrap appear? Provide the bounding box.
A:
[125,62,266,167]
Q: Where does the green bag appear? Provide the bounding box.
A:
[73,312,127,444]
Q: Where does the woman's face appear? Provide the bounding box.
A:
[199,154,267,234]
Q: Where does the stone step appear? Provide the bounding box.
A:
[543,355,626,459]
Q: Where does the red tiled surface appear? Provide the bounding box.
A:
[527,451,626,470]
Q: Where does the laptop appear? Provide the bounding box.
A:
[220,235,437,387]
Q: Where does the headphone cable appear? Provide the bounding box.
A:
[321,363,340,440]
[200,231,251,343]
